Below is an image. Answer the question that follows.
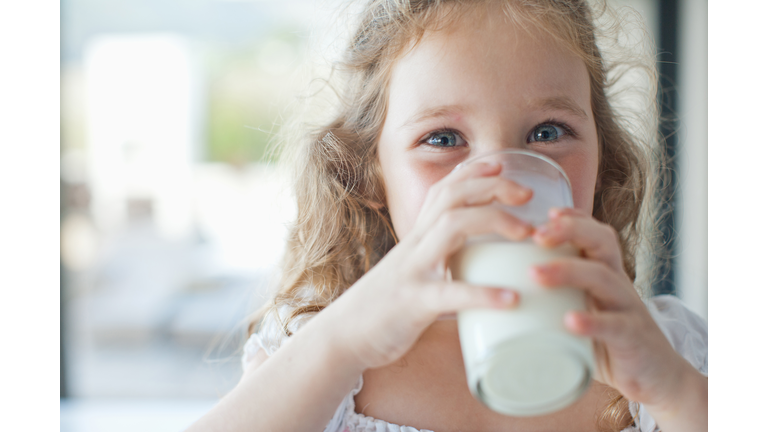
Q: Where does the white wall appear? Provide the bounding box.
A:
[608,0,707,320]
[84,34,203,240]
[676,0,708,320]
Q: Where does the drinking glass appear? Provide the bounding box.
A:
[450,149,594,417]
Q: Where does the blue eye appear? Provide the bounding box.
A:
[528,124,566,142]
[424,130,464,147]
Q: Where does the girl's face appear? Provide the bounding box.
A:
[378,11,600,239]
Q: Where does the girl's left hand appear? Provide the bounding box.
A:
[530,207,706,429]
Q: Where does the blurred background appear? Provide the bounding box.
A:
[59,0,707,430]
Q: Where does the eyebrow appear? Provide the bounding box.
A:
[400,97,588,129]
[528,96,588,120]
[401,104,468,129]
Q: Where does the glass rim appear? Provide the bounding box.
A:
[456,149,573,195]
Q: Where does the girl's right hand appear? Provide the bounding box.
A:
[325,161,533,371]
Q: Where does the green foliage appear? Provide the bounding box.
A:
[207,91,275,164]
[205,29,302,165]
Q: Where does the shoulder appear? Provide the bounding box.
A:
[645,295,708,375]
[241,304,315,371]
[624,295,708,432]
[239,302,361,432]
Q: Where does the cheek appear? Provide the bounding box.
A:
[570,175,596,213]
[383,157,453,239]
[560,156,598,213]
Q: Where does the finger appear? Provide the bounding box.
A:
[412,161,506,235]
[433,176,533,210]
[413,206,533,268]
[440,160,503,187]
[564,310,633,347]
[529,258,635,308]
[414,175,531,239]
[548,207,590,219]
[422,162,520,218]
[420,281,520,315]
[532,213,624,273]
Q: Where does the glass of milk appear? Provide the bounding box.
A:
[450,149,594,417]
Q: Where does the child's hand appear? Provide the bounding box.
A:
[326,161,532,371]
[531,208,707,429]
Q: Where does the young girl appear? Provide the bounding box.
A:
[190,1,707,431]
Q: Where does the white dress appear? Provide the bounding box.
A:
[242,295,708,432]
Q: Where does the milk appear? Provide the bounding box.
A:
[451,240,594,416]
[448,149,593,416]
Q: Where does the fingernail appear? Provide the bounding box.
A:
[518,223,534,238]
[564,311,580,331]
[534,223,557,243]
[530,264,550,279]
[549,208,564,219]
[536,224,550,237]
[500,290,517,304]
[564,311,587,333]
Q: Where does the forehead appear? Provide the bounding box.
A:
[386,10,591,123]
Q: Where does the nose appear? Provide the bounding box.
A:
[471,137,526,158]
